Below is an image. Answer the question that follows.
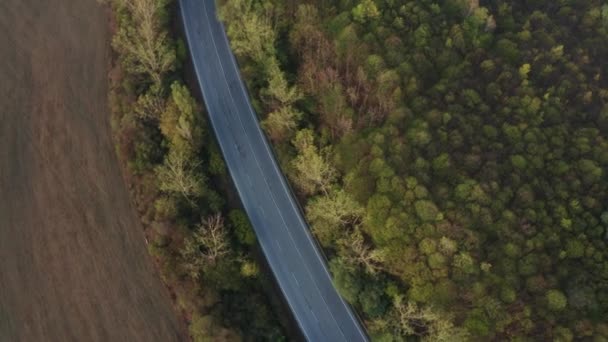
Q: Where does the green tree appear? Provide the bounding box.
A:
[307,190,363,246]
[352,0,380,23]
[359,285,388,317]
[219,0,276,63]
[229,210,255,246]
[113,0,175,85]
[414,200,442,222]
[263,57,302,107]
[330,259,363,304]
[546,289,568,311]
[390,296,469,341]
[290,129,337,195]
[160,82,203,156]
[262,106,302,142]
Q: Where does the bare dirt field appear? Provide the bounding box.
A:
[0,0,183,340]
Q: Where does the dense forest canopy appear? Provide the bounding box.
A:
[220,0,608,340]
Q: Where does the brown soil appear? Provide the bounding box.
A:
[0,0,183,340]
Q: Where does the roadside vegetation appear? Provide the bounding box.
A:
[106,0,285,339]
[219,0,608,340]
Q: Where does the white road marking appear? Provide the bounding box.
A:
[200,2,348,338]
[291,272,300,287]
[214,10,365,337]
[186,1,367,340]
[311,309,319,323]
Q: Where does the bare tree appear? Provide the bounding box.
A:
[197,214,229,266]
[339,228,384,274]
[155,149,205,204]
[181,214,230,279]
[390,296,469,341]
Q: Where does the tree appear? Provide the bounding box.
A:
[133,83,166,120]
[306,190,363,246]
[330,258,363,304]
[414,200,442,222]
[495,38,520,64]
[229,210,256,246]
[181,214,230,279]
[262,106,302,142]
[160,82,203,156]
[155,149,205,204]
[546,289,568,311]
[565,239,585,259]
[352,0,380,23]
[263,57,302,107]
[113,0,175,85]
[578,159,603,184]
[188,313,239,342]
[511,155,527,169]
[390,296,469,341]
[339,228,385,274]
[359,285,388,317]
[219,0,276,63]
[290,129,337,195]
[188,314,216,341]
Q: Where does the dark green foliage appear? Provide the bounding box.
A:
[229,209,256,246]
[221,0,608,339]
[414,200,441,222]
[358,285,388,318]
[546,289,568,312]
[330,259,363,304]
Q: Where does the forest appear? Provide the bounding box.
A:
[106,0,285,340]
[218,0,608,340]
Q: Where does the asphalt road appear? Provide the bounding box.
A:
[179,0,368,340]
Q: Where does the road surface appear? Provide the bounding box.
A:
[179,0,368,340]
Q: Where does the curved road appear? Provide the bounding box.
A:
[179,0,368,340]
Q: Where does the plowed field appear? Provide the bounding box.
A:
[0,1,182,340]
